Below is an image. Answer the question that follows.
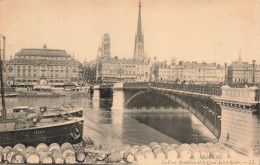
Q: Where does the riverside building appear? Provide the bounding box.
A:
[6,45,82,86]
[227,57,260,84]
[152,60,225,84]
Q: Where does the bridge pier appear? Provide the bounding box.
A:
[219,105,260,155]
[213,85,260,156]
[111,89,125,113]
[93,89,100,100]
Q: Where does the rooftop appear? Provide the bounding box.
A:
[15,45,71,57]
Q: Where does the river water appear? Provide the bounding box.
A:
[3,93,217,146]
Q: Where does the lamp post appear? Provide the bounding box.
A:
[224,62,227,83]
[0,34,6,119]
[252,60,256,85]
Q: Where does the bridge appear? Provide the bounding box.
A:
[92,82,260,156]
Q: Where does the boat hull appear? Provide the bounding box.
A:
[0,119,84,147]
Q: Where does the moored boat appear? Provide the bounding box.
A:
[0,117,84,147]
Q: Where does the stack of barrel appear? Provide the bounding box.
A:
[0,141,238,164]
[116,141,237,163]
[0,142,77,164]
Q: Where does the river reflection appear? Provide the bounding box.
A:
[2,93,217,146]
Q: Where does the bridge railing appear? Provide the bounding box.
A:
[123,82,149,88]
[123,82,260,101]
[150,82,222,96]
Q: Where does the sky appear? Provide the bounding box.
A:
[0,0,259,65]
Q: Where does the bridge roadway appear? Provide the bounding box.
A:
[94,82,260,156]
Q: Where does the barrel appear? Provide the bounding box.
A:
[206,142,214,148]
[123,152,135,163]
[149,142,161,150]
[164,149,178,160]
[13,144,26,153]
[153,148,165,160]
[170,144,179,150]
[53,152,64,164]
[119,149,127,159]
[25,151,40,164]
[124,144,131,151]
[132,145,140,151]
[161,146,172,153]
[139,145,152,153]
[198,143,207,148]
[75,151,85,162]
[61,147,75,158]
[64,152,76,164]
[41,153,53,164]
[6,149,17,163]
[177,148,191,159]
[26,146,35,152]
[190,149,200,159]
[3,146,12,162]
[61,142,73,151]
[128,147,138,155]
[134,151,145,162]
[144,150,154,159]
[0,151,3,163]
[11,151,25,163]
[160,143,170,149]
[190,143,198,149]
[48,143,61,152]
[180,143,191,149]
[37,148,48,162]
[36,143,48,152]
[61,147,75,164]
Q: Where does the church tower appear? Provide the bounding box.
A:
[98,33,111,59]
[134,0,145,61]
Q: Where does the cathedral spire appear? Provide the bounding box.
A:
[137,0,142,37]
[134,0,145,61]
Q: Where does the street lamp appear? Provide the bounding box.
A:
[252,60,256,85]
[224,62,227,83]
[0,34,5,61]
[0,34,6,119]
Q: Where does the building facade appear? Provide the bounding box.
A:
[152,60,225,84]
[227,60,260,84]
[6,45,82,86]
[82,60,97,85]
[97,57,150,83]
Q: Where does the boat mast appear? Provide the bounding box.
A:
[0,37,6,120]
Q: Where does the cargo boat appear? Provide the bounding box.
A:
[0,117,84,147]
